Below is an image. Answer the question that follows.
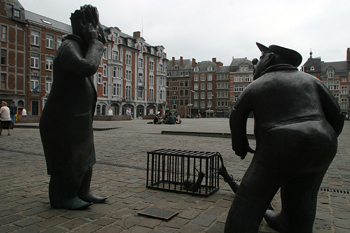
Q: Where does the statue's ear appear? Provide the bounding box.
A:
[265,52,275,67]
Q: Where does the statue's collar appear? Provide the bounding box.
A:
[261,64,298,76]
[62,34,84,44]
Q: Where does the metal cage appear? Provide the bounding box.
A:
[146,149,220,197]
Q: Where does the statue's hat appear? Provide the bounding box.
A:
[256,42,302,67]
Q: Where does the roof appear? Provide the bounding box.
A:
[167,59,193,70]
[195,61,217,72]
[216,66,230,73]
[230,58,253,67]
[25,10,72,33]
[321,61,348,76]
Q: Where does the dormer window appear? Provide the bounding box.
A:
[14,9,20,18]
[327,68,334,78]
[310,66,315,71]
[239,65,248,72]
[194,67,199,72]
[207,66,213,71]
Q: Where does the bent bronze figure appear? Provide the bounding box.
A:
[40,5,107,210]
[225,43,344,232]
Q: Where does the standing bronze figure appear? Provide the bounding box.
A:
[225,43,344,232]
[40,5,107,210]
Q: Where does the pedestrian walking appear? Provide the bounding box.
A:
[0,101,12,136]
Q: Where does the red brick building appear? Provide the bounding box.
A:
[302,50,350,114]
[25,10,71,115]
[0,0,27,113]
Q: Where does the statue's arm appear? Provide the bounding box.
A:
[317,81,344,136]
[230,92,253,159]
[59,39,104,77]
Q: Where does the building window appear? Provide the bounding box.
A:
[208,74,212,81]
[117,67,122,78]
[201,92,205,99]
[31,31,40,45]
[310,66,315,71]
[126,54,131,65]
[113,83,117,95]
[57,38,62,49]
[103,64,107,77]
[185,81,189,86]
[126,85,131,99]
[46,35,54,49]
[1,49,6,65]
[207,83,212,90]
[201,83,205,90]
[194,75,198,81]
[31,53,39,68]
[159,64,163,72]
[194,92,198,99]
[194,83,198,90]
[46,76,52,92]
[159,90,164,100]
[30,76,40,91]
[341,86,348,95]
[98,73,102,84]
[341,98,347,110]
[150,61,154,70]
[327,68,334,78]
[103,48,107,60]
[149,88,154,100]
[112,50,118,60]
[14,9,20,18]
[1,73,6,89]
[207,66,213,71]
[138,73,143,83]
[138,58,143,68]
[138,87,143,99]
[46,56,53,70]
[194,67,199,72]
[208,92,212,99]
[208,101,212,108]
[201,74,205,81]
[113,67,117,78]
[149,75,154,85]
[200,101,205,108]
[126,70,131,81]
[103,82,107,96]
[1,26,7,41]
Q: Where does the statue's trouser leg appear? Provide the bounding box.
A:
[224,160,281,233]
[49,173,91,210]
[78,167,107,203]
[265,147,336,233]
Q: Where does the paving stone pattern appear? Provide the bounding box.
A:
[0,118,349,232]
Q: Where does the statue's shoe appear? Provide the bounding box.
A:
[51,197,92,210]
[264,210,283,232]
[80,191,108,203]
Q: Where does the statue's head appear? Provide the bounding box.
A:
[252,43,302,80]
[70,5,106,44]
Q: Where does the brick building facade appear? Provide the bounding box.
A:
[0,0,26,113]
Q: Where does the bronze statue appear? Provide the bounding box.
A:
[225,43,344,232]
[40,5,107,210]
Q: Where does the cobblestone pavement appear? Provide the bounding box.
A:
[0,118,349,232]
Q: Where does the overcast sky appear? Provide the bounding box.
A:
[22,0,349,66]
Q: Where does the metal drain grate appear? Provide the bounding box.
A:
[320,187,350,194]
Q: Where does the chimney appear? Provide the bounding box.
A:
[212,58,217,63]
[347,48,350,61]
[172,57,175,67]
[180,56,183,67]
[133,31,141,38]
[192,58,196,67]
